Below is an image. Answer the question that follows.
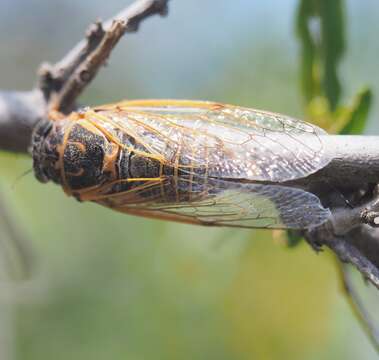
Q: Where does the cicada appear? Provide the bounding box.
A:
[31,100,332,229]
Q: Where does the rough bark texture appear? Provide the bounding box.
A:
[0,90,45,153]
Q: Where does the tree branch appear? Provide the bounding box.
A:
[305,188,379,290]
[0,90,45,153]
[40,0,169,113]
[0,0,170,153]
[283,135,379,188]
[327,237,379,289]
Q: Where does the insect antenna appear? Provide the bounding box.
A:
[11,168,33,190]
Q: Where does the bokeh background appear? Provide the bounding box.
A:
[0,1,379,359]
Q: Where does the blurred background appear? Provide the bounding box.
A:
[0,0,379,359]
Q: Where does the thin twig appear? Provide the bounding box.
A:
[39,0,169,113]
[325,236,379,290]
[335,260,379,352]
[0,192,34,280]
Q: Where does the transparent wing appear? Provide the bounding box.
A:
[90,99,331,182]
[90,177,330,230]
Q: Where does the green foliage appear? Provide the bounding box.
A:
[296,0,345,111]
[296,0,371,133]
[296,0,318,103]
[340,88,372,135]
[319,0,345,110]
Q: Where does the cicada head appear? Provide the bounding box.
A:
[31,116,122,195]
[31,119,61,184]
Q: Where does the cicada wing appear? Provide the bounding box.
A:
[91,100,331,182]
[91,177,330,230]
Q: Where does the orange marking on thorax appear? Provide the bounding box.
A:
[102,143,120,179]
[48,110,66,121]
[65,168,85,177]
[70,141,86,153]
[84,109,166,164]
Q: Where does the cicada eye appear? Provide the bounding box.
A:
[41,121,53,138]
[32,119,53,142]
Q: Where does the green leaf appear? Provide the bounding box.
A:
[296,0,345,111]
[319,0,345,110]
[340,88,372,135]
[296,0,319,103]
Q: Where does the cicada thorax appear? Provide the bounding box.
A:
[32,114,121,196]
[32,110,208,204]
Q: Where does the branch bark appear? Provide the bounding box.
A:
[326,237,379,289]
[39,0,169,113]
[0,0,169,153]
[0,90,45,153]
